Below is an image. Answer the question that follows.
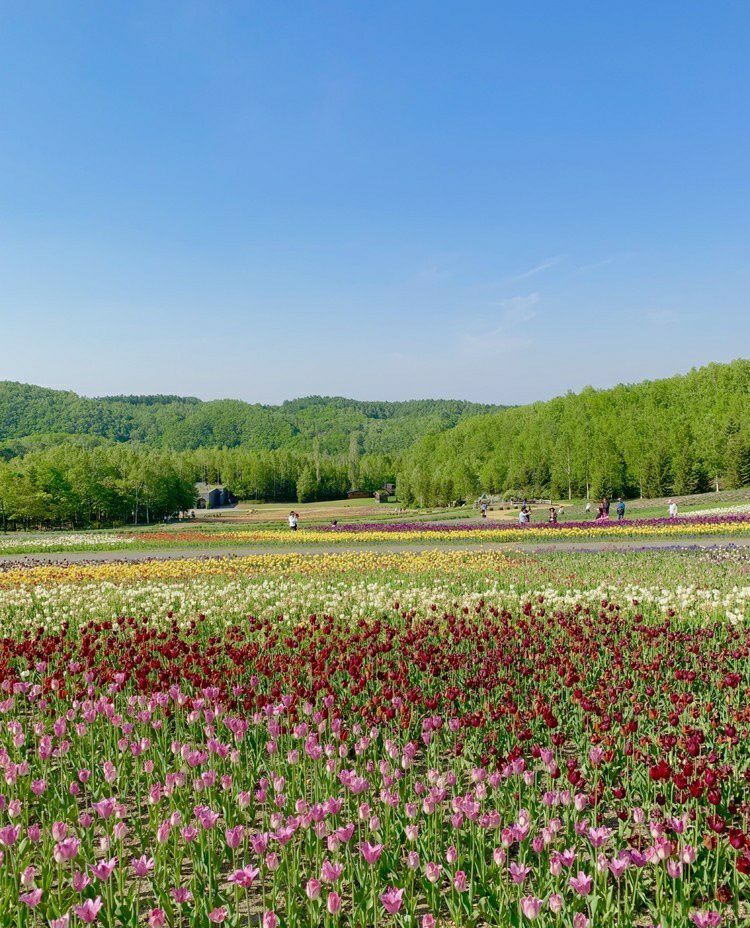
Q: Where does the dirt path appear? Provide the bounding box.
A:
[1,536,749,565]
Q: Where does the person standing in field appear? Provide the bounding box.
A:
[616,499,625,520]
[288,511,298,531]
[668,499,678,518]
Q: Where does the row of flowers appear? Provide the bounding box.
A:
[315,515,750,533]
[122,514,750,548]
[0,549,747,633]
[2,514,750,556]
[0,532,135,553]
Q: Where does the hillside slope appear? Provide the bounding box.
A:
[397,360,750,504]
[0,383,499,455]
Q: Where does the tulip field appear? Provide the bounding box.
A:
[2,513,750,556]
[0,546,747,927]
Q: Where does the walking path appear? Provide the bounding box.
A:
[1,536,749,565]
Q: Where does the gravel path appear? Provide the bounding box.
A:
[1,537,749,565]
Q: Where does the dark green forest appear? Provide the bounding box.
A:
[0,383,495,455]
[0,361,748,526]
[0,385,494,526]
[397,360,750,505]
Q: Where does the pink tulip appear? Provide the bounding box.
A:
[194,806,220,830]
[422,917,436,928]
[690,912,723,928]
[0,825,20,846]
[305,878,321,901]
[321,859,344,883]
[425,861,442,883]
[148,910,167,928]
[569,871,593,895]
[327,892,342,915]
[587,826,612,848]
[131,855,155,877]
[380,887,404,915]
[171,887,192,903]
[54,837,81,863]
[225,825,245,849]
[102,761,117,783]
[359,840,384,864]
[74,897,104,924]
[453,870,468,892]
[72,871,91,892]
[91,857,118,882]
[509,861,531,884]
[667,859,683,879]
[262,913,279,928]
[573,915,590,928]
[20,888,43,908]
[682,845,697,865]
[521,896,543,920]
[230,865,260,888]
[208,908,228,924]
[93,798,116,820]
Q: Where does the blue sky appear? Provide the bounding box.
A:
[1,2,748,404]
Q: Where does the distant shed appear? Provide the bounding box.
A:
[195,483,236,509]
[347,489,370,499]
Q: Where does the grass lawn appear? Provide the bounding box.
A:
[484,486,750,523]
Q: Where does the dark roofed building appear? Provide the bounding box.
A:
[195,483,236,509]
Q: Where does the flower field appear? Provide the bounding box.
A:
[2,514,750,556]
[0,548,747,926]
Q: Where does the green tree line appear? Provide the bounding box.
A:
[396,360,750,505]
[0,443,397,528]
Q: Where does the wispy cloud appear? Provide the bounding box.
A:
[461,293,540,357]
[492,292,539,323]
[571,256,616,276]
[505,255,563,283]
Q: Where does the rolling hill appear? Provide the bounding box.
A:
[0,383,500,456]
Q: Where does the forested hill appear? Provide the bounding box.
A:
[397,360,750,505]
[0,383,498,455]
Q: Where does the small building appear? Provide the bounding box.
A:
[195,483,236,509]
[383,483,396,495]
[374,489,393,503]
[347,489,370,499]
